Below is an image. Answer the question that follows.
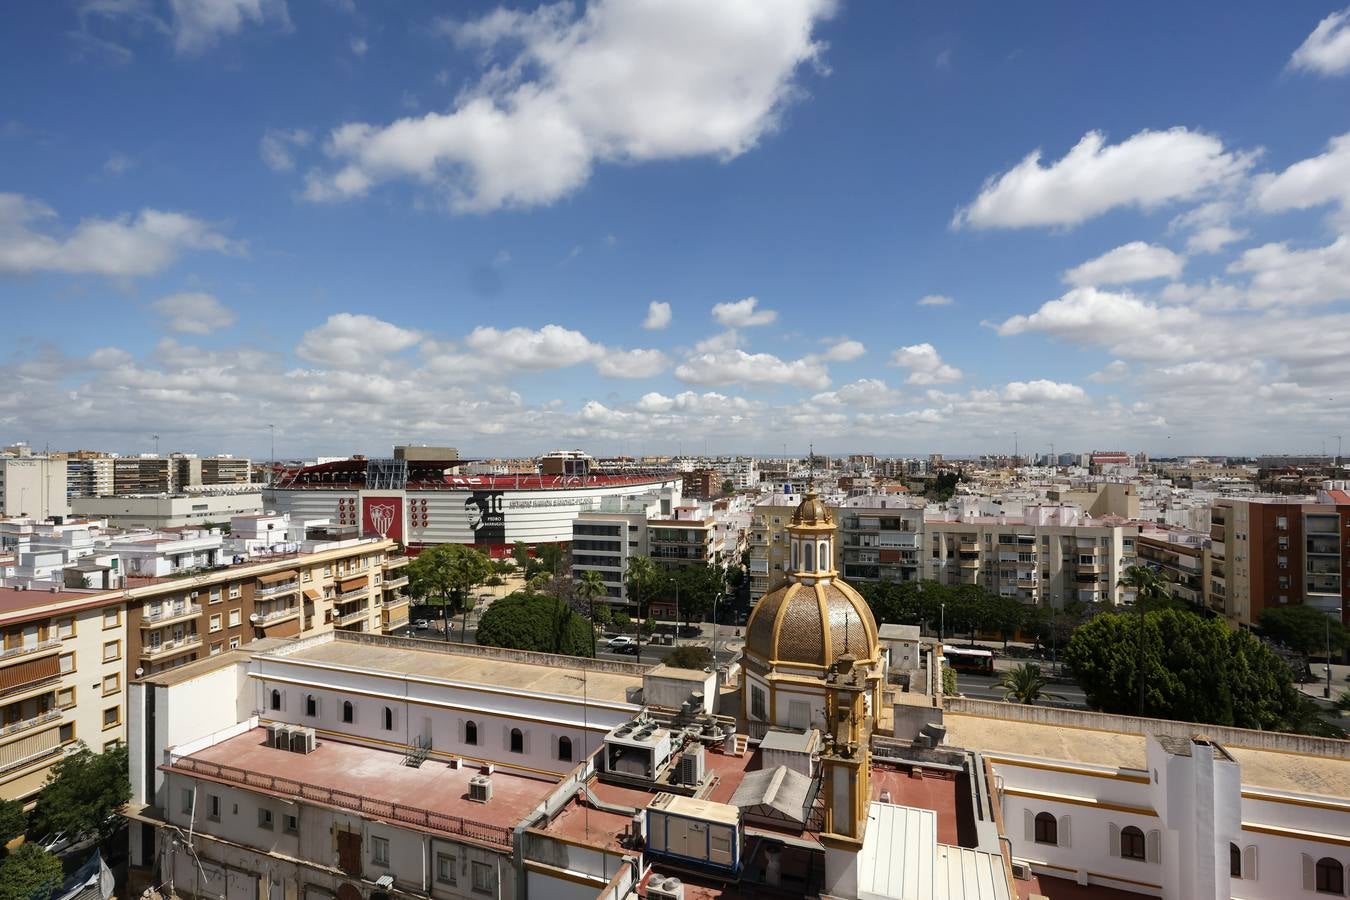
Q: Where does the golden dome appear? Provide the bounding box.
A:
[791,490,832,527]
[744,579,879,669]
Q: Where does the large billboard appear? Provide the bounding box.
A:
[465,491,505,544]
[362,495,404,543]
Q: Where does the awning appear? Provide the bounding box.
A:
[338,574,368,590]
[303,588,323,602]
[258,570,298,585]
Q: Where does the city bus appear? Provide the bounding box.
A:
[944,646,994,675]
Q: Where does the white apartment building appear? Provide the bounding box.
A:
[70,492,264,529]
[0,456,69,520]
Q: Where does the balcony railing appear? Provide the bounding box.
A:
[333,607,369,626]
[253,606,301,625]
[337,587,369,603]
[383,616,409,631]
[382,576,409,591]
[383,556,409,570]
[141,603,202,626]
[0,709,60,741]
[142,634,203,659]
[0,639,62,666]
[166,755,514,848]
[257,581,300,597]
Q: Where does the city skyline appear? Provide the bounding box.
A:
[3,2,1350,457]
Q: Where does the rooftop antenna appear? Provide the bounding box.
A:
[808,443,816,492]
[152,433,160,457]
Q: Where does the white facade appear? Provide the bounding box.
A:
[70,492,264,529]
[0,457,69,520]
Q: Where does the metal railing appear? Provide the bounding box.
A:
[381,576,409,590]
[337,587,369,602]
[168,755,514,848]
[257,581,300,597]
[0,639,62,664]
[0,709,60,739]
[333,607,369,626]
[142,603,202,625]
[383,556,409,570]
[383,616,409,631]
[142,635,203,658]
[0,741,63,775]
[254,606,300,624]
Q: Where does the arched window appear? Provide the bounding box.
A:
[509,728,524,754]
[558,736,572,762]
[1230,843,1242,878]
[383,707,393,731]
[305,694,317,717]
[1034,812,1057,845]
[817,541,828,572]
[270,689,281,711]
[791,540,798,571]
[342,701,354,724]
[1120,826,1146,861]
[465,721,478,745]
[803,541,814,572]
[1316,857,1345,894]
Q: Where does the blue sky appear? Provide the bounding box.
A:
[2,1,1349,459]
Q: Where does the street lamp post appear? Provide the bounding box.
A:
[1326,615,1333,700]
[940,602,945,642]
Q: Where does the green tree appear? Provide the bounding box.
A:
[997,663,1063,705]
[575,570,609,656]
[666,645,713,670]
[511,541,532,575]
[32,741,130,844]
[536,543,565,577]
[406,544,492,642]
[0,797,25,847]
[475,590,594,657]
[941,664,958,696]
[1260,605,1348,657]
[0,844,62,900]
[721,478,735,496]
[667,563,725,627]
[981,594,1026,649]
[625,556,660,662]
[1118,564,1175,611]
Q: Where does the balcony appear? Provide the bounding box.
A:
[0,639,62,667]
[253,605,301,626]
[142,634,203,660]
[958,541,980,552]
[141,603,202,627]
[0,655,61,701]
[382,555,409,570]
[257,580,300,598]
[0,727,63,775]
[382,616,409,632]
[0,709,61,742]
[382,576,409,591]
[1307,539,1340,556]
[333,606,369,627]
[338,587,370,603]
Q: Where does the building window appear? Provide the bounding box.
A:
[57,687,75,709]
[102,673,119,696]
[383,707,393,731]
[1034,812,1057,845]
[229,609,241,627]
[371,835,389,866]
[55,618,75,639]
[59,723,74,743]
[302,570,312,582]
[102,640,120,662]
[270,689,282,711]
[209,588,222,604]
[324,565,332,577]
[209,614,222,633]
[751,686,767,720]
[1230,843,1241,878]
[510,728,524,753]
[181,789,194,815]
[1120,826,1146,861]
[102,607,119,629]
[228,637,240,649]
[463,720,479,745]
[342,700,354,724]
[258,807,273,830]
[472,861,496,895]
[558,736,573,762]
[1317,857,1345,894]
[208,794,221,822]
[436,853,457,885]
[306,694,317,717]
[59,652,75,674]
[228,584,241,600]
[284,814,298,834]
[210,642,223,655]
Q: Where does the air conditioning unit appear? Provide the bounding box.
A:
[1010,860,1033,881]
[676,746,705,786]
[468,774,493,803]
[290,727,317,754]
[189,591,199,599]
[448,757,461,770]
[270,724,292,749]
[648,876,684,900]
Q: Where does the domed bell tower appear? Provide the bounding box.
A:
[787,485,836,583]
[820,653,872,849]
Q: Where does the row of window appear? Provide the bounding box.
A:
[267,690,576,762]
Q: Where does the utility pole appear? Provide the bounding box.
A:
[152,433,160,457]
[268,424,276,486]
[1326,615,1333,700]
[1013,431,1019,465]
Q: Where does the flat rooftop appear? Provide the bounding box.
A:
[944,713,1350,798]
[274,635,645,704]
[170,726,556,848]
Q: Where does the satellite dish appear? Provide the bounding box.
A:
[135,667,144,677]
[249,613,260,623]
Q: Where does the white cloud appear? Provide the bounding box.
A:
[809,378,902,409]
[819,337,865,362]
[0,193,240,277]
[464,324,601,369]
[916,294,954,307]
[296,313,421,367]
[260,128,312,172]
[675,349,829,390]
[642,300,672,330]
[1255,132,1350,221]
[302,0,835,210]
[694,330,741,353]
[1229,235,1350,307]
[1290,7,1350,76]
[151,292,237,334]
[594,348,669,379]
[1089,360,1130,383]
[997,286,1199,351]
[1063,241,1185,287]
[1169,201,1246,254]
[636,390,753,415]
[888,343,962,385]
[953,128,1255,229]
[80,0,292,55]
[104,154,133,176]
[711,296,777,328]
[350,35,367,56]
[1002,380,1086,403]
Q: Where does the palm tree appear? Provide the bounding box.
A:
[997,663,1064,705]
[1117,564,1167,715]
[575,570,608,658]
[626,556,658,663]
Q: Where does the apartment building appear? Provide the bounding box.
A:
[65,455,114,499]
[0,456,69,520]
[747,499,800,602]
[123,536,405,677]
[1209,491,1350,627]
[926,508,1137,607]
[1136,528,1211,609]
[837,498,925,584]
[113,457,172,495]
[681,468,721,500]
[70,492,264,529]
[647,516,722,569]
[0,586,129,802]
[171,454,252,489]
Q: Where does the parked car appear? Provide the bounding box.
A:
[606,636,636,651]
[413,619,430,630]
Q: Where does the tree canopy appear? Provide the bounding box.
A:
[32,741,130,843]
[1064,608,1309,732]
[997,663,1062,705]
[1260,605,1347,657]
[475,590,594,657]
[665,645,713,670]
[406,543,491,640]
[0,844,62,900]
[0,797,26,847]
